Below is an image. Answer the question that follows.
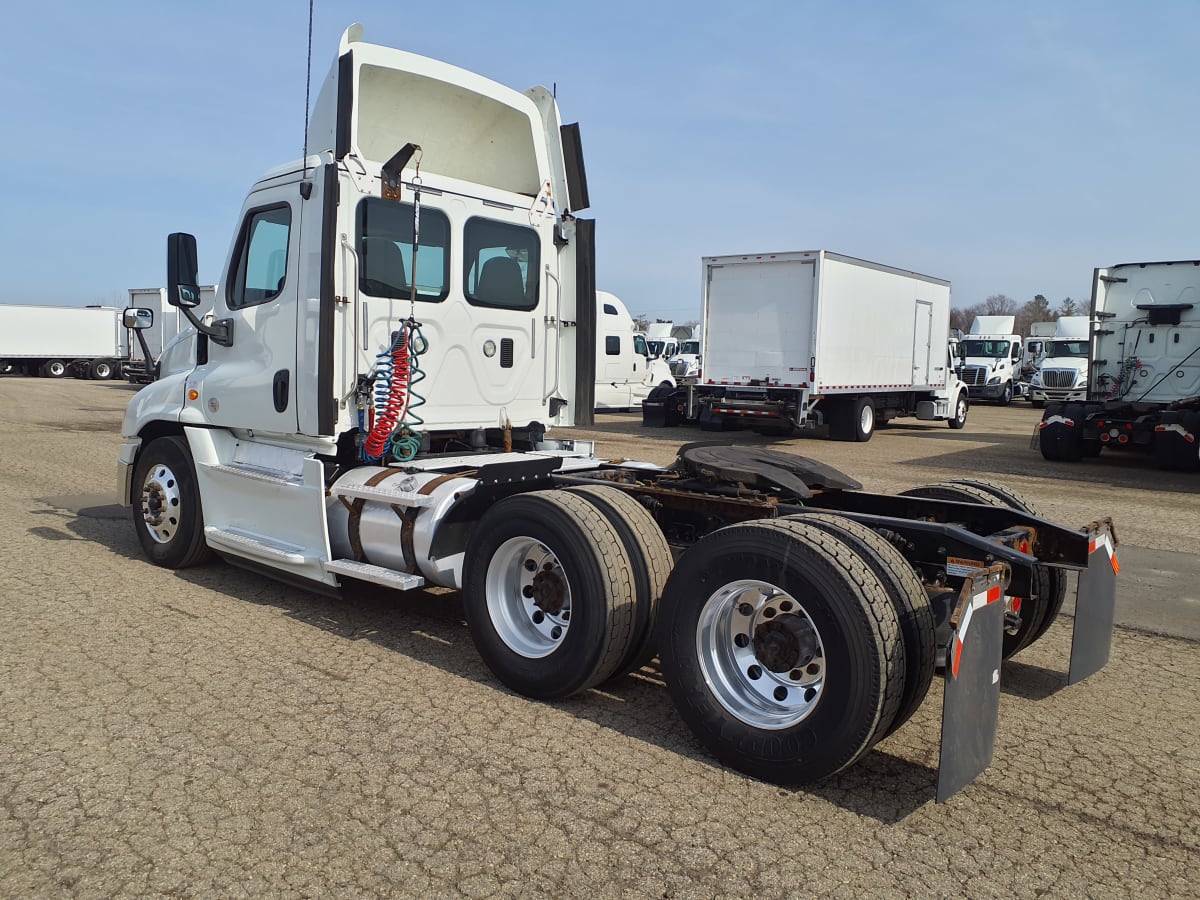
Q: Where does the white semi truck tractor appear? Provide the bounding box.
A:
[119,24,1119,800]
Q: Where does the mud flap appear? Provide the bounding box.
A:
[1068,518,1119,685]
[937,564,1009,803]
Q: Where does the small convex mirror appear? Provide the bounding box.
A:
[123,307,154,329]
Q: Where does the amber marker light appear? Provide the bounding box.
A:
[188,389,199,401]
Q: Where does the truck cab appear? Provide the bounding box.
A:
[1029,316,1090,408]
[956,316,1023,404]
[595,291,674,409]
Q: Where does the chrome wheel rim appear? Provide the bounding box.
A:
[485,536,572,658]
[697,580,826,730]
[956,398,967,425]
[139,462,182,544]
[859,404,874,435]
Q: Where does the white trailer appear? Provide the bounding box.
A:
[0,304,129,379]
[1038,260,1200,469]
[644,251,968,440]
[125,286,217,382]
[116,24,1118,800]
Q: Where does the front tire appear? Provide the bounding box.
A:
[948,392,968,429]
[131,436,212,569]
[998,382,1013,405]
[463,491,636,700]
[657,519,903,785]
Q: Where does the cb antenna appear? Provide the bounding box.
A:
[301,0,314,183]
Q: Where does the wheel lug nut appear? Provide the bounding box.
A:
[523,585,534,598]
[524,559,537,571]
[532,610,545,624]
[747,665,762,680]
[773,686,788,701]
[734,633,750,648]
[738,603,754,617]
[550,626,562,640]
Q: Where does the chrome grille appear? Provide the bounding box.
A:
[1041,369,1079,388]
[957,366,987,386]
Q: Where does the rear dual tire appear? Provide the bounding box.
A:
[657,519,905,785]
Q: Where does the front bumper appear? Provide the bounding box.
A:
[967,383,1008,400]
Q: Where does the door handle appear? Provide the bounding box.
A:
[273,369,290,413]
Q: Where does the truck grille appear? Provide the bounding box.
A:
[957,365,987,386]
[1041,369,1078,388]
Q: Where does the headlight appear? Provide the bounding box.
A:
[987,376,1001,385]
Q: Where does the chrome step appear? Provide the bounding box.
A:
[202,462,303,487]
[205,527,311,565]
[325,559,426,591]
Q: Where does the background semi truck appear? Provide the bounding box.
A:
[642,251,969,441]
[594,291,674,410]
[955,315,1024,404]
[1028,315,1090,408]
[118,24,1117,799]
[1038,259,1200,469]
[0,304,130,379]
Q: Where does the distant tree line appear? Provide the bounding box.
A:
[949,294,1082,335]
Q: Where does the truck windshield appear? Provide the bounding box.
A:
[678,341,700,355]
[960,339,1010,358]
[1048,340,1088,358]
[648,340,666,357]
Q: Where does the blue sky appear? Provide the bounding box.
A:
[1,1,1196,323]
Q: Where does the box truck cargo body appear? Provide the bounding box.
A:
[644,251,967,440]
[0,304,129,379]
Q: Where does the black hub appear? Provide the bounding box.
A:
[531,568,568,616]
[753,615,818,673]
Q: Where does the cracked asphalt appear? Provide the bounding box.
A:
[1,378,1197,897]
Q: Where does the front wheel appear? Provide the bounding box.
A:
[948,392,968,429]
[657,519,903,785]
[131,436,212,568]
[997,382,1013,405]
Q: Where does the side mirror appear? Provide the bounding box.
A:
[167,232,202,308]
[123,307,154,330]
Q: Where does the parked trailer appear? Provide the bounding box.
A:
[124,286,217,382]
[1038,260,1200,470]
[118,24,1117,801]
[0,304,129,379]
[643,252,969,441]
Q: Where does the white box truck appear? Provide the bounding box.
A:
[1038,260,1200,469]
[116,23,1118,800]
[643,251,968,440]
[0,304,129,379]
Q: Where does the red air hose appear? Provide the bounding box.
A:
[363,328,412,461]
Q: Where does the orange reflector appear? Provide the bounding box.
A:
[1112,553,1120,574]
[188,390,199,401]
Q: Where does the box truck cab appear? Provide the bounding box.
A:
[1029,316,1090,408]
[668,336,702,380]
[595,291,674,409]
[956,316,1023,404]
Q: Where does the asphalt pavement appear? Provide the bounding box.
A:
[1,379,1197,897]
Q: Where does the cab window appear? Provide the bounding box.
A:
[463,217,540,310]
[228,204,291,308]
[357,199,450,302]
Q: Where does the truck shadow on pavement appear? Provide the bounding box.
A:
[56,505,939,822]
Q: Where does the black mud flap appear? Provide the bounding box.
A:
[937,564,1009,803]
[1068,518,1119,685]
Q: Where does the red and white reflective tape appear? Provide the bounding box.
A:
[705,379,808,388]
[950,584,1002,678]
[1038,415,1075,429]
[1089,531,1120,573]
[1154,423,1196,443]
[820,383,915,390]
